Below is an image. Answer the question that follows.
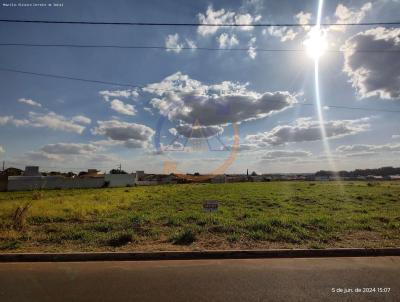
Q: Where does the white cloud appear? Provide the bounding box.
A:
[332,2,372,32]
[342,27,400,99]
[295,11,312,28]
[197,6,235,36]
[0,115,29,127]
[168,128,178,136]
[110,99,136,116]
[264,10,311,43]
[28,111,86,134]
[231,143,259,152]
[165,34,198,53]
[165,33,184,53]
[72,115,91,125]
[0,116,10,125]
[217,33,239,48]
[91,139,124,147]
[242,0,264,12]
[41,143,99,155]
[143,107,154,115]
[0,145,4,153]
[260,149,313,163]
[0,112,86,133]
[262,10,311,44]
[18,98,42,108]
[185,38,197,49]
[85,153,118,163]
[262,150,312,159]
[247,37,257,59]
[25,150,62,162]
[246,117,370,146]
[234,13,258,31]
[165,141,186,151]
[91,120,155,149]
[267,26,298,42]
[337,143,400,156]
[144,72,297,127]
[99,89,139,102]
[172,124,224,138]
[197,5,260,36]
[22,145,117,166]
[150,141,190,154]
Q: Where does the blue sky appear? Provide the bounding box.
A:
[0,0,400,174]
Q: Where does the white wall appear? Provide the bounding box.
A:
[105,174,135,187]
[7,176,105,191]
[135,180,160,186]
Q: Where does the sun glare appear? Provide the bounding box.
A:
[304,27,327,59]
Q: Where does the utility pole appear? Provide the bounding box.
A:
[2,161,4,172]
[118,163,122,172]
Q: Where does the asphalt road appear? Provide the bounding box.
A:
[0,257,399,302]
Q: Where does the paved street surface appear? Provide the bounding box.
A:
[0,257,399,302]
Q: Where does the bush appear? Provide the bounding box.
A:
[107,232,135,247]
[32,191,43,200]
[249,230,266,241]
[227,233,240,243]
[12,203,31,231]
[60,229,87,241]
[170,229,197,245]
[92,223,113,233]
[0,240,22,250]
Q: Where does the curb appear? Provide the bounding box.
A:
[0,248,400,262]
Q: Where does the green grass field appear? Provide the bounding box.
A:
[0,181,399,252]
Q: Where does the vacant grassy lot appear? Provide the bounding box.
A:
[0,181,399,252]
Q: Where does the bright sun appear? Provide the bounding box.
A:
[304,27,327,59]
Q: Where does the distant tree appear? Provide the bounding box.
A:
[3,167,23,176]
[78,171,88,177]
[49,171,62,176]
[109,169,127,174]
[315,170,333,177]
[315,166,400,178]
[63,172,77,178]
[194,172,200,176]
[251,171,258,176]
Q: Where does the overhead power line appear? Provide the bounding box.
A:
[300,104,400,113]
[1,19,400,27]
[1,66,399,114]
[0,43,400,54]
[0,67,138,88]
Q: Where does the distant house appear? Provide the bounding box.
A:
[250,175,269,182]
[137,173,178,185]
[79,169,104,179]
[315,175,329,181]
[135,171,145,182]
[211,174,226,183]
[24,166,40,176]
[225,174,247,183]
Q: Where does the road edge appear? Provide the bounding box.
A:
[1,248,400,262]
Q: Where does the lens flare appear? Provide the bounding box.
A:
[304,27,327,59]
[312,0,341,183]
